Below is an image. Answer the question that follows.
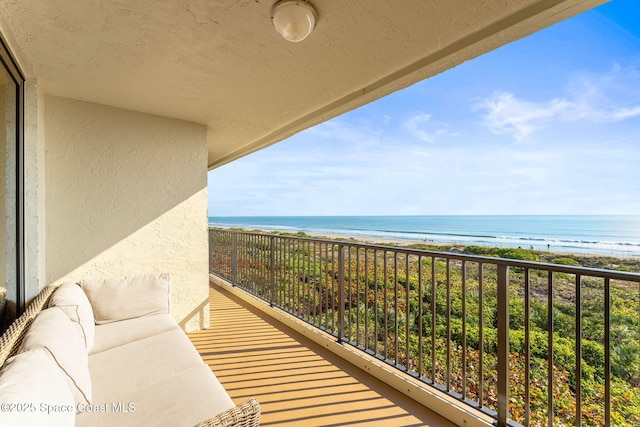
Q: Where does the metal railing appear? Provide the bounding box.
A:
[209,228,640,427]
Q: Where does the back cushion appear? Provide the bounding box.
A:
[49,282,96,351]
[18,307,92,408]
[0,348,76,426]
[80,273,170,324]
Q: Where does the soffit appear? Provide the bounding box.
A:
[0,0,606,169]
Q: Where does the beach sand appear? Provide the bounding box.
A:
[216,226,436,247]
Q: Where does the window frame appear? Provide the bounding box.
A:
[0,33,25,316]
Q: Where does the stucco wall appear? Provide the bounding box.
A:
[44,96,209,332]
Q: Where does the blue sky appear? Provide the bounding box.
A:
[208,0,640,216]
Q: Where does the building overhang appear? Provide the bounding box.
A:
[0,0,607,169]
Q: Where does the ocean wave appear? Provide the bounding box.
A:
[347,227,498,240]
[210,222,298,232]
[209,216,640,257]
[336,230,640,256]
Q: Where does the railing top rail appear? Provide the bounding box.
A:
[209,227,640,282]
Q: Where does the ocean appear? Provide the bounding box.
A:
[208,215,640,258]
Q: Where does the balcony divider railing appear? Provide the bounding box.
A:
[209,228,640,427]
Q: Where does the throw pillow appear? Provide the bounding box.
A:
[80,273,170,324]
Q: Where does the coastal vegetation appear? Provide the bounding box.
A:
[211,228,640,426]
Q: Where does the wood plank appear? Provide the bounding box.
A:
[189,285,456,427]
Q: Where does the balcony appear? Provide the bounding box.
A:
[203,228,640,427]
[190,284,455,426]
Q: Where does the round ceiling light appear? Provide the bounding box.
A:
[271,0,317,43]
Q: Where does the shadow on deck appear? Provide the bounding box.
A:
[188,284,456,427]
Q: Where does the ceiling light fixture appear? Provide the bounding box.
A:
[271,0,317,43]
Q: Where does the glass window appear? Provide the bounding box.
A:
[0,37,23,335]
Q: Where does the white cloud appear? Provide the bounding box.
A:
[403,113,452,143]
[604,105,640,121]
[473,92,570,140]
[474,66,640,140]
[306,120,368,142]
[209,130,640,215]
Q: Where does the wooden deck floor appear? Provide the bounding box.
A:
[188,285,456,427]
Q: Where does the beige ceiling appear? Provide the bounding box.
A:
[0,0,606,169]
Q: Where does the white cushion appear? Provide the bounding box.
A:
[89,328,205,401]
[0,348,76,427]
[18,307,92,407]
[49,282,96,351]
[75,364,235,427]
[80,273,170,324]
[90,313,177,355]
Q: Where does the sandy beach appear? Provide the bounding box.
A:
[212,225,640,263]
[214,225,438,246]
[210,216,640,260]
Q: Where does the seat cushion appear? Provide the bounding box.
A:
[18,307,92,407]
[0,348,76,427]
[75,364,235,427]
[80,273,170,324]
[90,314,177,355]
[49,282,96,351]
[88,328,205,402]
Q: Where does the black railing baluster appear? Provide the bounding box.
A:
[231,232,238,285]
[431,256,436,384]
[524,268,531,427]
[446,258,451,391]
[406,254,411,371]
[548,271,554,427]
[479,262,484,409]
[497,264,509,427]
[394,252,399,366]
[338,244,345,343]
[604,277,611,427]
[418,255,423,378]
[576,274,582,427]
[462,260,467,399]
[270,236,275,306]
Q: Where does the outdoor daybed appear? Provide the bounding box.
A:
[0,273,260,427]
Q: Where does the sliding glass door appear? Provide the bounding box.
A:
[0,36,24,334]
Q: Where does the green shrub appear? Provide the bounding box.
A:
[582,340,605,377]
[463,245,539,261]
[553,257,581,266]
[494,248,539,261]
[465,245,491,255]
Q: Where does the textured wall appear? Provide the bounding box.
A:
[44,96,209,332]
